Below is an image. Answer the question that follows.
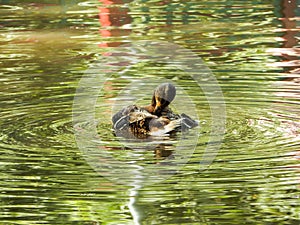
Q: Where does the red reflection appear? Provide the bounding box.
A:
[98,0,133,47]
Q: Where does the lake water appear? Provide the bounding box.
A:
[0,0,299,224]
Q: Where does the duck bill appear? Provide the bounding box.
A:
[153,102,162,115]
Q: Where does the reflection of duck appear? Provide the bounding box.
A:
[112,83,198,137]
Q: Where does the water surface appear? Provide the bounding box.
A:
[0,0,299,224]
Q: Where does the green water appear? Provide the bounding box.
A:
[0,0,299,224]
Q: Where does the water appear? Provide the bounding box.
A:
[0,0,299,224]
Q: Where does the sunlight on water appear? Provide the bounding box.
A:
[0,0,299,224]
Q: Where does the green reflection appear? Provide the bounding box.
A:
[0,0,299,224]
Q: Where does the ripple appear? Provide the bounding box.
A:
[0,4,23,11]
[1,0,300,224]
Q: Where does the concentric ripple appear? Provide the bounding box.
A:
[0,0,300,224]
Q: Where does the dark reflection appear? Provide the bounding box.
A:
[154,144,174,160]
[280,0,299,56]
[113,135,176,160]
[271,0,300,74]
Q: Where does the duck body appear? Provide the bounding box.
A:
[112,105,181,137]
[112,83,198,138]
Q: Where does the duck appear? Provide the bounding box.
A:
[112,104,182,137]
[112,83,198,137]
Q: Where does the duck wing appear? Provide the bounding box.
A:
[180,113,199,130]
[112,105,138,130]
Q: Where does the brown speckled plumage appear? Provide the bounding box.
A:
[112,83,198,138]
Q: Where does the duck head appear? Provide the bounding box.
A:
[151,83,176,115]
